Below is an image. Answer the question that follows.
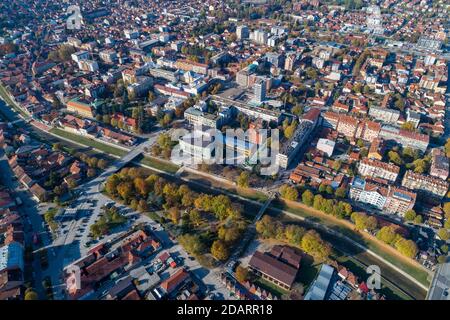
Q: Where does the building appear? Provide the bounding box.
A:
[384,187,417,216]
[250,29,268,45]
[175,59,208,75]
[248,246,301,290]
[66,98,100,118]
[368,106,400,124]
[77,60,99,72]
[379,125,429,152]
[277,108,321,169]
[368,138,385,160]
[184,105,230,129]
[430,149,449,180]
[178,130,217,164]
[236,25,249,40]
[304,264,335,300]
[402,170,448,199]
[254,79,266,103]
[358,158,399,183]
[349,177,388,210]
[316,138,335,157]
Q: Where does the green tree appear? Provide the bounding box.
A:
[279,184,299,201]
[395,238,418,259]
[302,190,314,206]
[376,226,399,245]
[178,234,205,256]
[404,209,417,222]
[211,240,229,261]
[235,266,249,283]
[437,228,450,241]
[237,171,250,188]
[301,230,331,261]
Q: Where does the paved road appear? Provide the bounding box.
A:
[427,258,450,300]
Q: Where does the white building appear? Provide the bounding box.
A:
[317,138,335,157]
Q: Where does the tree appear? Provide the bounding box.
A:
[218,225,242,244]
[302,190,314,206]
[117,181,134,202]
[301,230,331,261]
[395,238,418,258]
[235,266,249,283]
[443,202,450,220]
[97,159,108,170]
[105,174,121,195]
[168,207,181,224]
[67,178,78,189]
[189,209,202,226]
[404,209,417,222]
[284,224,305,245]
[237,171,250,188]
[437,228,450,241]
[376,226,399,245]
[137,199,148,212]
[401,122,416,132]
[445,138,450,158]
[388,151,403,166]
[211,240,229,261]
[413,215,423,224]
[87,168,96,178]
[134,177,149,196]
[279,184,299,201]
[256,215,280,239]
[24,288,38,300]
[178,234,205,256]
[335,187,347,198]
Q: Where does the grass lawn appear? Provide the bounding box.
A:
[235,187,269,203]
[296,254,321,292]
[50,128,127,157]
[139,155,179,174]
[270,201,430,291]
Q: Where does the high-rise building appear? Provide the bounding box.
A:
[236,25,249,40]
[250,29,268,45]
[254,79,266,103]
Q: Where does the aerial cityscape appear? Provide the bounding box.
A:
[0,0,449,303]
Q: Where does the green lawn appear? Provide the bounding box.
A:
[235,187,269,203]
[139,156,180,174]
[50,128,127,157]
[270,201,431,288]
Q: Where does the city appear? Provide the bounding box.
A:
[0,0,449,304]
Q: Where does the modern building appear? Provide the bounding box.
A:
[254,79,266,103]
[236,25,249,40]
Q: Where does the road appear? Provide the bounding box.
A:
[427,258,450,300]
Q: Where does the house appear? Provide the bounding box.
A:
[160,268,190,296]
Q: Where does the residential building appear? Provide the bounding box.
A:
[358,158,399,183]
[430,149,449,180]
[402,170,448,199]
